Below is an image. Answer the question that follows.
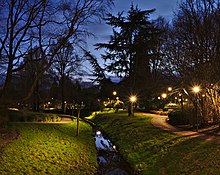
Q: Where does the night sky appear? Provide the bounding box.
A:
[83,0,180,74]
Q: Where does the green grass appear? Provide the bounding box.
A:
[0,122,97,175]
[91,111,220,175]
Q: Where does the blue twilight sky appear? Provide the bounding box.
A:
[82,0,180,75]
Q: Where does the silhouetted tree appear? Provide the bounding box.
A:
[0,0,47,100]
[84,50,116,100]
[0,0,114,104]
[96,4,165,101]
[161,0,220,125]
[52,42,82,112]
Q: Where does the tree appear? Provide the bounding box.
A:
[84,50,116,100]
[8,47,53,111]
[161,0,220,125]
[0,0,47,100]
[0,0,114,104]
[52,42,82,112]
[163,0,220,82]
[83,50,106,83]
[95,4,165,101]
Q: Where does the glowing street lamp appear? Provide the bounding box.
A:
[192,85,201,132]
[129,95,137,116]
[113,91,117,96]
[130,95,137,103]
[161,93,167,99]
[193,86,200,93]
[168,87,172,92]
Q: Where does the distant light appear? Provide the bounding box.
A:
[113,91,117,96]
[192,86,200,93]
[96,131,101,136]
[130,95,137,103]
[168,87,172,92]
[158,97,161,100]
[8,108,19,111]
[116,97,119,100]
[113,145,116,149]
[161,93,167,99]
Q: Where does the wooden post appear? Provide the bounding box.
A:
[76,109,80,136]
[75,102,84,137]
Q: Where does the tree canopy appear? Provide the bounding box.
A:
[96,4,166,100]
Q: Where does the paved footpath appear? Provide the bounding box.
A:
[140,113,220,144]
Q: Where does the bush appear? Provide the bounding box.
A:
[168,110,190,125]
[8,110,61,122]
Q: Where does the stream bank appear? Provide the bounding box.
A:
[85,119,135,175]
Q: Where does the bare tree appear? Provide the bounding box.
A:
[164,0,220,82]
[0,0,47,100]
[161,0,220,125]
[52,42,82,112]
[0,0,114,103]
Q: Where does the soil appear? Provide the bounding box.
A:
[0,128,18,152]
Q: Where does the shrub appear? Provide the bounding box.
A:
[168,110,190,125]
[8,110,61,122]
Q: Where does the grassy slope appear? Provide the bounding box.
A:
[92,111,220,175]
[0,122,97,175]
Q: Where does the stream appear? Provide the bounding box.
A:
[93,128,135,175]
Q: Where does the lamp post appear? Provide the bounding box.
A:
[161,93,167,109]
[167,87,172,103]
[192,86,200,132]
[112,91,117,110]
[179,93,184,111]
[74,102,85,136]
[161,93,167,99]
[113,91,117,96]
[168,87,172,92]
[129,95,137,116]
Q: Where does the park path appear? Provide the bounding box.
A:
[140,113,220,144]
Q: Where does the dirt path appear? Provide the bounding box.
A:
[140,113,220,144]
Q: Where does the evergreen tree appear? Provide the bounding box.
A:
[96,4,165,100]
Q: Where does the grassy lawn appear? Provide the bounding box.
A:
[91,111,220,175]
[0,122,97,175]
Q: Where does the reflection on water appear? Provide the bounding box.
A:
[94,129,134,175]
[95,130,114,151]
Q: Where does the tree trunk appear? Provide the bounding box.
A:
[0,59,13,102]
[33,79,40,112]
[61,76,65,114]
